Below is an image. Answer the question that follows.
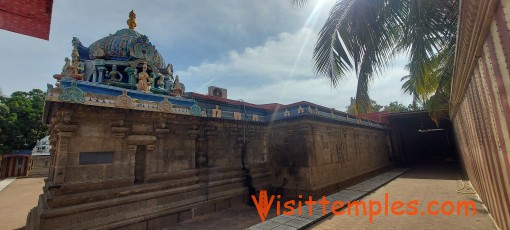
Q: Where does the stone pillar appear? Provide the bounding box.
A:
[112,126,129,178]
[196,136,207,168]
[186,128,200,169]
[202,125,217,168]
[127,135,157,182]
[47,134,57,182]
[52,128,76,184]
[156,122,170,171]
[97,66,105,83]
[127,144,137,181]
[299,123,313,167]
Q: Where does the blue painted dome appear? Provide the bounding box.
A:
[88,28,166,68]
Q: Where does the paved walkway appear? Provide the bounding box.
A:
[0,177,45,230]
[308,165,498,230]
[0,178,16,191]
[175,204,277,230]
[249,164,498,230]
[249,168,409,230]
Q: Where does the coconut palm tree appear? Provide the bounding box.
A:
[292,0,457,119]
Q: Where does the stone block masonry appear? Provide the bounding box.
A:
[268,118,392,199]
[27,102,269,229]
[28,156,50,178]
[26,101,393,229]
[25,11,393,228]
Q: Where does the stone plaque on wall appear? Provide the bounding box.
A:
[79,152,114,165]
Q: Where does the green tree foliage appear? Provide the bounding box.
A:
[292,0,458,121]
[346,97,382,114]
[383,101,410,112]
[407,101,423,111]
[347,99,423,114]
[0,89,47,153]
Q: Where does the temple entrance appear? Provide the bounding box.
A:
[134,145,146,184]
[388,111,458,167]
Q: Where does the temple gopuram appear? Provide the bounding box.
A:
[27,11,392,229]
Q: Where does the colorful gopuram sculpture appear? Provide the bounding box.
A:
[53,10,182,95]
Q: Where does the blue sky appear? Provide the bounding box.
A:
[0,0,412,111]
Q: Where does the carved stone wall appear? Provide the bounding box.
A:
[27,104,391,229]
[268,118,392,198]
[28,156,50,177]
[26,103,269,230]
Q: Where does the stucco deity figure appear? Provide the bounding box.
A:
[71,47,81,67]
[60,57,83,80]
[167,64,174,81]
[136,63,152,92]
[170,75,183,96]
[161,64,174,91]
[61,57,73,76]
[71,47,84,79]
[62,46,84,79]
[106,65,123,82]
[157,75,165,89]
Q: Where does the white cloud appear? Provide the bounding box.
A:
[179,28,413,111]
[0,0,412,111]
[0,0,333,95]
[181,29,316,82]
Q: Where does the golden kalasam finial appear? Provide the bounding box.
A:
[127,10,137,30]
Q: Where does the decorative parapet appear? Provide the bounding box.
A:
[193,101,384,129]
[46,78,202,117]
[46,80,384,129]
[43,10,383,131]
[266,105,384,129]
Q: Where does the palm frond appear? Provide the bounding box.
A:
[315,0,404,113]
[302,0,458,118]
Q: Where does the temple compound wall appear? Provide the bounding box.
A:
[29,136,52,178]
[27,103,269,230]
[26,95,391,229]
[268,118,391,198]
[28,156,51,177]
[26,11,392,229]
[450,1,510,228]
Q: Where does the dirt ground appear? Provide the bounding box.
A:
[0,177,44,230]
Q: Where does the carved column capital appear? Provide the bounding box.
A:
[112,127,129,137]
[128,145,137,153]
